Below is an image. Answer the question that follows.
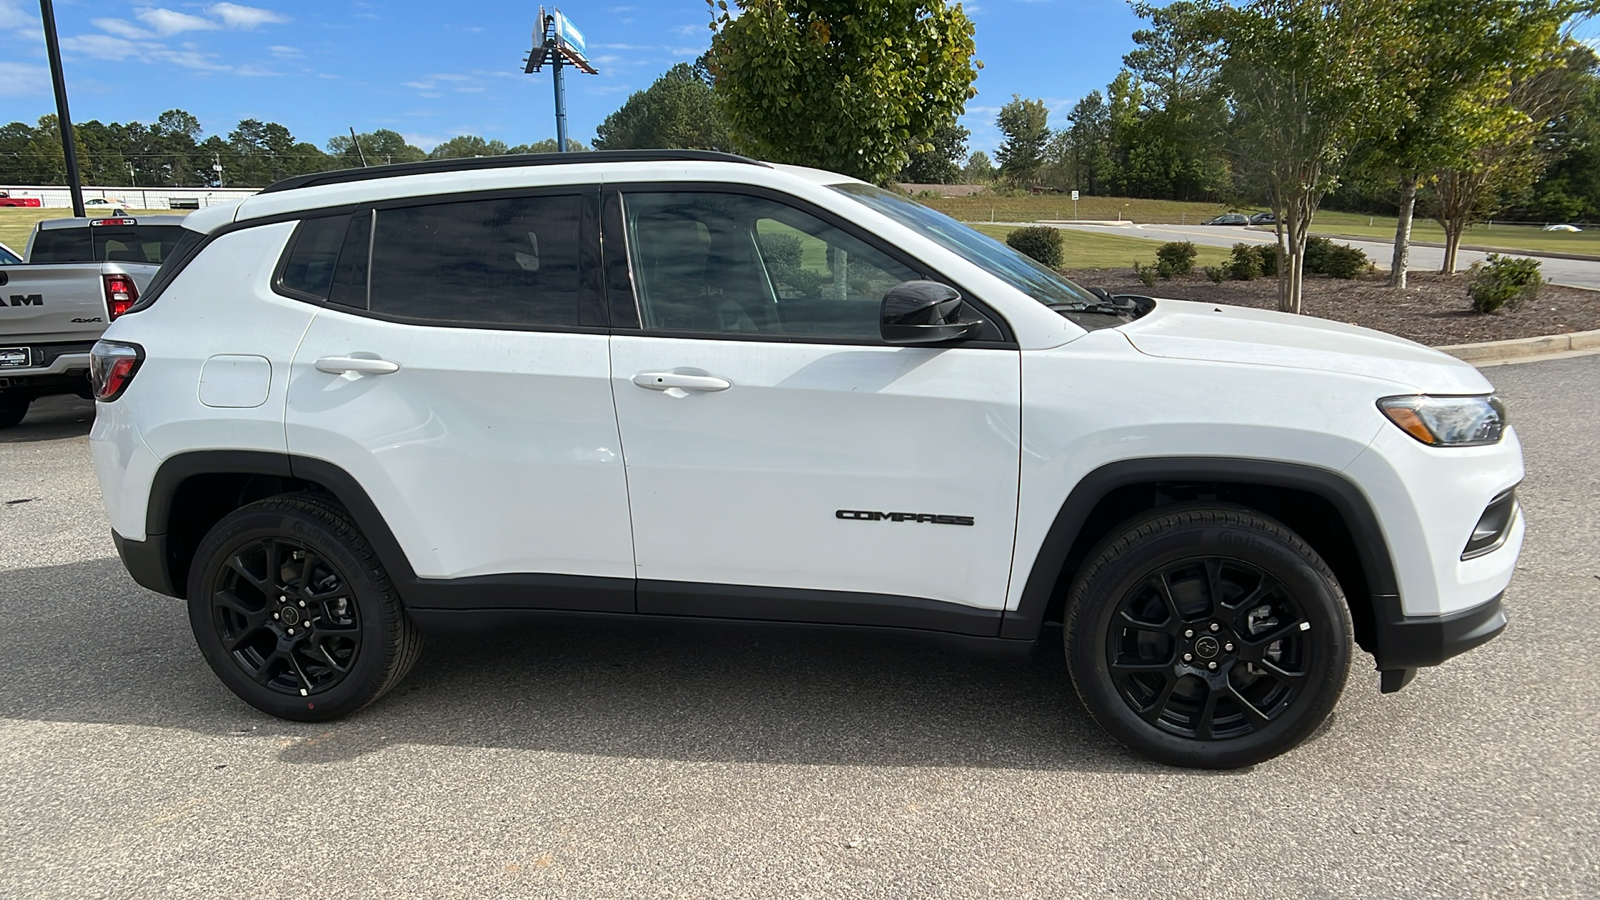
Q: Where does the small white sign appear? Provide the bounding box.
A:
[1071,190,1079,201]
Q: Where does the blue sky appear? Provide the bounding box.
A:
[0,1,1153,154]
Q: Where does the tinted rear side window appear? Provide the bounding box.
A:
[278,215,351,300]
[368,195,587,327]
[27,227,92,263]
[327,212,371,310]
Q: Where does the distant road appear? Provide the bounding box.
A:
[1047,222,1600,291]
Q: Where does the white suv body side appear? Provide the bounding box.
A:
[89,154,1522,765]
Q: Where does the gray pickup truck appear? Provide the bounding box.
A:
[0,215,187,427]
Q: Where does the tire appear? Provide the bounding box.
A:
[186,493,423,721]
[1064,505,1351,768]
[0,395,28,429]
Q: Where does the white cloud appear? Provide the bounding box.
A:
[0,1,34,30]
[91,18,154,40]
[269,44,301,57]
[137,8,219,36]
[61,34,144,60]
[209,3,290,29]
[403,80,435,89]
[0,60,48,96]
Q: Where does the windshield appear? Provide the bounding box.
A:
[27,224,185,265]
[0,243,19,265]
[831,183,1101,307]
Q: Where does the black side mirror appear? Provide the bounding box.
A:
[880,281,980,344]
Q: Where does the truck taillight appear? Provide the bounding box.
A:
[89,340,143,401]
[104,274,138,320]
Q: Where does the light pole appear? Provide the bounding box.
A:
[38,0,85,216]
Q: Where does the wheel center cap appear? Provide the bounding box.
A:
[1194,635,1220,659]
[280,606,301,627]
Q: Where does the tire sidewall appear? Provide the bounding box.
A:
[187,504,395,721]
[1068,511,1351,768]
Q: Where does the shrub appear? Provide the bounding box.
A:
[1132,260,1159,287]
[1228,243,1261,281]
[1155,241,1198,278]
[1203,265,1227,284]
[1006,226,1063,267]
[1255,243,1279,277]
[1468,254,1543,314]
[1303,235,1335,274]
[1320,244,1369,279]
[757,233,804,282]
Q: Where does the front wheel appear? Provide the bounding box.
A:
[1065,505,1351,768]
[186,494,422,721]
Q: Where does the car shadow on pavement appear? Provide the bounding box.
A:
[0,557,1157,774]
[0,395,95,444]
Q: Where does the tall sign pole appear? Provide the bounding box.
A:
[551,44,568,153]
[38,0,85,216]
[525,7,597,153]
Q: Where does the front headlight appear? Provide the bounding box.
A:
[1378,394,1507,447]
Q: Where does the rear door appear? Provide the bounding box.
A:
[605,187,1022,633]
[284,189,636,610]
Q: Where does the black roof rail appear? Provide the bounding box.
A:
[259,150,768,194]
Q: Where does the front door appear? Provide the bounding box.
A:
[606,188,1022,633]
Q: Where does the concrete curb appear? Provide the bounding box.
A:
[1436,328,1600,363]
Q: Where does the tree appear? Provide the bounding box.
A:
[994,96,1050,185]
[1213,0,1402,313]
[962,150,995,183]
[1370,0,1574,288]
[594,62,734,151]
[707,0,979,184]
[428,136,511,159]
[900,119,969,183]
[1434,38,1588,272]
[506,138,590,154]
[1061,92,1113,194]
[326,130,426,167]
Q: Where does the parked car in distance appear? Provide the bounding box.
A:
[1541,223,1581,232]
[90,151,1521,769]
[1203,213,1249,225]
[84,198,127,207]
[0,191,43,208]
[1248,212,1278,225]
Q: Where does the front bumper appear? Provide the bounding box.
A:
[1371,591,1507,692]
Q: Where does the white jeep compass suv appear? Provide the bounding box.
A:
[90,151,1522,768]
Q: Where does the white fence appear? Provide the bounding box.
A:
[0,185,262,210]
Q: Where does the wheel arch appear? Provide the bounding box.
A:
[144,451,419,599]
[1001,458,1400,658]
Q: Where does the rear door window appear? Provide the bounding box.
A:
[366,194,596,328]
[277,215,352,301]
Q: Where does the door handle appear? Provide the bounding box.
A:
[632,372,731,392]
[314,356,400,375]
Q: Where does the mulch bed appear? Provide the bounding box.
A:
[1061,268,1600,347]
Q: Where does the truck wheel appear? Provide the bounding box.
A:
[186,494,423,721]
[1064,505,1351,768]
[0,396,28,429]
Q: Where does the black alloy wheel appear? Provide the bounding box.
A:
[1108,557,1311,741]
[187,494,422,721]
[209,536,363,697]
[1066,505,1351,768]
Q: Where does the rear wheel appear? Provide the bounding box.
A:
[1065,505,1351,768]
[187,494,422,721]
[0,395,29,429]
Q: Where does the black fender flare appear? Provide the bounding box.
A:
[999,457,1401,641]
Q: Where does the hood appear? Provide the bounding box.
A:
[1119,299,1493,393]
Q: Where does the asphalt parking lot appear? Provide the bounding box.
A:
[1,354,1596,899]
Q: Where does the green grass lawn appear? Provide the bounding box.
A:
[923,194,1233,225]
[1307,210,1600,255]
[0,208,186,257]
[971,224,1234,270]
